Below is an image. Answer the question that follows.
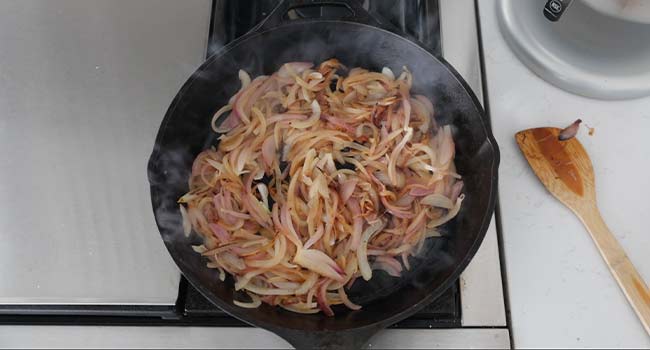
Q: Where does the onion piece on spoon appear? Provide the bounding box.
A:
[558,119,582,141]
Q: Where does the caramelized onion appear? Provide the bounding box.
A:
[179,60,463,316]
[358,220,386,281]
[234,292,261,309]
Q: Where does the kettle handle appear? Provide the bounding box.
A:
[543,0,574,22]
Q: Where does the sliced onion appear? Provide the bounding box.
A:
[402,252,411,270]
[420,193,453,209]
[233,76,266,124]
[559,119,582,141]
[375,255,403,273]
[380,195,415,219]
[180,61,465,316]
[207,262,227,281]
[280,303,320,314]
[374,170,392,187]
[401,91,411,129]
[409,185,436,197]
[244,284,296,296]
[290,100,321,129]
[372,261,401,277]
[273,281,302,290]
[209,223,229,242]
[253,168,264,180]
[257,183,270,209]
[381,67,395,80]
[248,235,286,268]
[303,223,324,250]
[234,292,261,309]
[261,135,276,168]
[295,272,319,295]
[437,125,455,166]
[211,105,233,133]
[234,269,267,291]
[238,69,251,88]
[322,114,355,134]
[449,180,464,203]
[278,62,313,78]
[347,200,363,250]
[387,127,413,186]
[221,209,251,220]
[338,287,361,311]
[242,193,271,228]
[277,206,300,248]
[191,245,207,254]
[222,251,246,271]
[387,244,412,255]
[317,280,334,316]
[294,248,345,282]
[339,178,358,204]
[427,194,465,228]
[179,204,191,236]
[409,97,430,132]
[187,207,208,232]
[266,113,307,124]
[357,220,386,281]
[395,194,415,207]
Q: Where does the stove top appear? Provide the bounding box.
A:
[0,0,462,330]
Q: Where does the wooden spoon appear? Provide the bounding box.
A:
[516,127,650,335]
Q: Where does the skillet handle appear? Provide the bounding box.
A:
[253,0,385,32]
[274,326,380,350]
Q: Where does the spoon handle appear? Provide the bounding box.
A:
[577,205,650,335]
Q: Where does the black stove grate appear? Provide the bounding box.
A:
[209,0,441,57]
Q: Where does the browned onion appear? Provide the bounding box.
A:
[179,59,463,315]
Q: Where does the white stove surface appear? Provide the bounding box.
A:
[0,0,509,348]
[0,0,212,305]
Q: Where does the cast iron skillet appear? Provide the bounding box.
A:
[147,1,499,348]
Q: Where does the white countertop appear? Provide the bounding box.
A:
[479,0,650,347]
[0,0,211,304]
